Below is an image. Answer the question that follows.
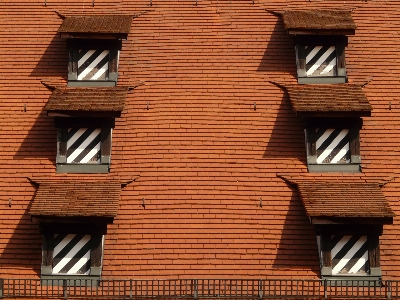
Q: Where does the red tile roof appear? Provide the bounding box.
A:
[58,15,133,34]
[45,87,128,112]
[296,181,395,219]
[29,181,121,218]
[282,10,356,34]
[284,84,372,116]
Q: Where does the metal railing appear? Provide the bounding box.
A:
[1,278,400,299]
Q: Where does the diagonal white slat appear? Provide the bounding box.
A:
[78,50,96,68]
[320,57,337,75]
[332,236,367,275]
[78,50,109,80]
[90,61,109,80]
[330,142,350,163]
[66,249,91,274]
[306,46,336,76]
[80,141,101,163]
[67,129,101,163]
[316,128,334,149]
[348,248,368,274]
[331,236,352,258]
[52,235,91,274]
[67,128,87,151]
[305,46,322,64]
[53,234,75,257]
[317,129,348,164]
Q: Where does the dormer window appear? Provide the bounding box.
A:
[44,87,128,173]
[295,36,347,84]
[29,180,121,285]
[282,84,372,172]
[57,15,133,87]
[278,177,395,283]
[280,10,356,84]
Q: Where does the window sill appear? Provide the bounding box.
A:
[307,164,361,173]
[56,164,110,174]
[67,81,117,87]
[321,276,382,286]
[298,76,347,84]
[41,276,101,287]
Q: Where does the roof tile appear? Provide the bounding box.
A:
[58,15,133,34]
[296,181,395,218]
[45,87,128,112]
[282,10,356,32]
[284,84,372,114]
[29,181,121,218]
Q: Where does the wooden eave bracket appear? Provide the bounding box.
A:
[276,173,297,185]
[360,78,373,88]
[265,10,284,17]
[268,81,287,91]
[41,81,57,92]
[121,176,140,189]
[128,81,146,91]
[133,9,155,19]
[54,10,66,19]
[26,177,40,188]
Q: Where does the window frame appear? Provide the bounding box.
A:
[55,117,114,174]
[294,35,348,84]
[316,224,382,283]
[67,39,121,87]
[41,222,106,286]
[304,118,361,173]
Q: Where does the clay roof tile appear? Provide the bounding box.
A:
[58,15,133,34]
[45,87,128,113]
[296,182,395,219]
[282,10,356,34]
[29,181,121,218]
[284,84,372,116]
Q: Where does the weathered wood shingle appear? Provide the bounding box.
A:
[45,87,128,112]
[29,181,121,218]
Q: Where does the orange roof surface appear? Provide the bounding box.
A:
[296,181,395,219]
[45,87,128,112]
[29,181,120,218]
[282,10,356,33]
[1,0,400,282]
[58,15,133,34]
[284,84,372,114]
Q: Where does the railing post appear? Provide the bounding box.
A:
[323,279,327,300]
[193,279,198,300]
[130,279,133,300]
[258,279,263,299]
[63,279,67,300]
[0,278,3,299]
[388,280,391,300]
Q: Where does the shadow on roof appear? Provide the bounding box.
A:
[30,33,68,79]
[272,184,320,274]
[13,107,56,163]
[0,184,41,275]
[257,18,297,78]
[262,92,306,160]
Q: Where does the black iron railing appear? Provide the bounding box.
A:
[1,278,400,299]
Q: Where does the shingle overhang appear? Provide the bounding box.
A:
[281,10,356,35]
[296,181,395,225]
[45,87,128,118]
[29,181,121,222]
[58,15,133,39]
[284,84,372,118]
